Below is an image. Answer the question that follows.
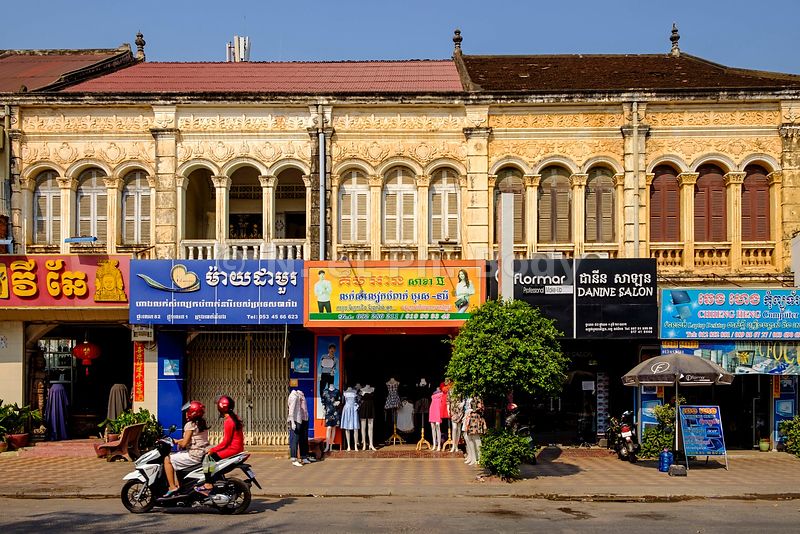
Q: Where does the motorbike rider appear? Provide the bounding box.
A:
[195,395,245,495]
[163,400,209,498]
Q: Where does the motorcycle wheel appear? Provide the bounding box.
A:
[217,478,251,515]
[121,479,155,513]
[626,443,637,463]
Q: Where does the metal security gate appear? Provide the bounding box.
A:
[187,332,288,446]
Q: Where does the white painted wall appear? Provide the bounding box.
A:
[0,322,24,404]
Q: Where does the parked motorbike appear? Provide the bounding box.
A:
[120,426,261,514]
[609,410,639,463]
[504,404,537,465]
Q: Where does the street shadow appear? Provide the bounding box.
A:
[517,447,582,480]
[158,496,294,515]
[3,511,165,533]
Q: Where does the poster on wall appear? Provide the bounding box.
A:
[304,261,484,327]
[314,335,341,425]
[661,288,800,341]
[130,259,303,325]
[661,340,800,375]
[133,341,145,402]
[0,255,130,307]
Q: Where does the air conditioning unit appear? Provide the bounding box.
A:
[580,252,609,259]
[131,324,154,342]
[529,252,563,260]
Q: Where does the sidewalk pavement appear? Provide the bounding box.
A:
[1,447,799,502]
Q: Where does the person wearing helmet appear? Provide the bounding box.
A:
[163,400,209,497]
[195,395,244,495]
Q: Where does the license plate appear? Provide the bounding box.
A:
[245,468,256,479]
[621,431,632,438]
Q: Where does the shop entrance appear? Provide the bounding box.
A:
[342,334,452,443]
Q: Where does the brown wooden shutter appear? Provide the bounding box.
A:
[538,186,552,243]
[513,190,524,243]
[742,166,770,241]
[695,165,726,242]
[650,167,680,242]
[585,186,598,242]
[555,187,571,242]
[600,188,614,242]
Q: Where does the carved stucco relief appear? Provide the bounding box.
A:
[646,136,782,164]
[332,113,467,131]
[177,113,312,132]
[331,140,468,167]
[22,111,154,132]
[488,113,623,129]
[488,138,623,168]
[20,141,155,166]
[176,140,312,165]
[645,110,781,127]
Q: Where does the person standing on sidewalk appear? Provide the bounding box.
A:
[288,389,314,466]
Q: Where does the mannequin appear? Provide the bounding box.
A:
[385,377,404,444]
[429,387,443,451]
[439,381,451,449]
[448,390,465,454]
[321,384,342,452]
[340,386,360,451]
[287,389,312,466]
[354,383,364,449]
[359,384,377,450]
[464,396,487,465]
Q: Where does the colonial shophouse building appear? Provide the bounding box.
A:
[2,28,799,448]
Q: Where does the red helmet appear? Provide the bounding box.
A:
[185,400,205,421]
[216,395,235,416]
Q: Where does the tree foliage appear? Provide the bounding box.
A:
[446,299,568,403]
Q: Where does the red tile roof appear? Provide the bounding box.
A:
[0,49,134,92]
[459,53,800,92]
[62,60,463,94]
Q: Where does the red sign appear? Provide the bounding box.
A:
[0,255,130,307]
[133,341,145,402]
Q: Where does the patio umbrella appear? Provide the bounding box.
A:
[622,354,734,452]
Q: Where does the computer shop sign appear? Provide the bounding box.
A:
[661,288,800,340]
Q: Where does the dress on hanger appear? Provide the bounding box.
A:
[384,380,401,409]
[321,387,342,427]
[429,390,443,423]
[397,400,415,432]
[466,397,487,435]
[358,389,375,419]
[340,390,360,430]
[413,382,431,413]
[448,393,465,425]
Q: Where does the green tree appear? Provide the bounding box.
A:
[446,299,568,404]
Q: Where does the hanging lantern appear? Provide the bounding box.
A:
[72,340,101,376]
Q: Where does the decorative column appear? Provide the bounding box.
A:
[486,174,497,256]
[621,104,650,258]
[463,119,491,259]
[416,174,430,258]
[768,170,783,270]
[57,176,76,254]
[524,174,540,254]
[779,122,800,270]
[7,125,23,253]
[302,174,312,260]
[617,173,628,257]
[457,174,468,257]
[175,175,187,258]
[330,174,340,260]
[258,174,277,258]
[678,172,699,270]
[369,174,382,260]
[570,173,588,256]
[150,116,178,259]
[724,171,746,271]
[18,174,35,249]
[103,176,121,254]
[211,175,231,258]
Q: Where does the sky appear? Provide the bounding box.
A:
[3,0,800,74]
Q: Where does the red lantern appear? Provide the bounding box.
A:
[72,340,101,376]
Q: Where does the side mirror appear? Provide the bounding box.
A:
[168,424,177,434]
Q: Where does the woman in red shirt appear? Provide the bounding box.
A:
[196,395,244,495]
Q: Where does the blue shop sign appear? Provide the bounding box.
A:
[130,259,303,325]
[679,405,727,457]
[661,288,800,341]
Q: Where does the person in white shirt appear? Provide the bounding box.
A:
[314,270,333,313]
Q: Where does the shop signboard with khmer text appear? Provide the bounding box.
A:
[488,258,657,338]
[129,259,303,325]
[661,288,800,341]
[304,261,484,327]
[0,255,130,307]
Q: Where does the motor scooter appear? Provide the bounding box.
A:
[613,410,639,463]
[120,426,261,514]
[504,404,538,465]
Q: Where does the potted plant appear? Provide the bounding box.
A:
[0,400,13,453]
[2,402,43,450]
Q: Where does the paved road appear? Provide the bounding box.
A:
[2,496,799,533]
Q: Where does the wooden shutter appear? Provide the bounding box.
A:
[650,167,680,243]
[446,191,459,241]
[401,192,415,242]
[709,181,726,241]
[555,187,571,242]
[140,187,151,244]
[123,189,136,243]
[600,188,614,242]
[96,191,108,243]
[78,190,92,237]
[384,191,398,242]
[586,186,598,242]
[430,191,443,242]
[742,166,769,241]
[538,186,552,243]
[340,191,352,241]
[695,166,726,242]
[355,191,368,242]
[513,190,524,243]
[35,194,48,243]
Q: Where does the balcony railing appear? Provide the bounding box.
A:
[381,246,418,261]
[649,243,683,270]
[694,242,731,270]
[337,244,372,261]
[180,239,309,260]
[583,243,619,259]
[429,244,463,260]
[742,242,776,269]
[533,244,574,259]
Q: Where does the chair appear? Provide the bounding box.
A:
[94,423,145,462]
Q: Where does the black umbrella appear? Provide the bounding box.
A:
[622,354,734,451]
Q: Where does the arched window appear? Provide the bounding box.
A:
[694,164,726,242]
[649,165,680,242]
[742,165,770,242]
[33,170,61,245]
[585,168,615,243]
[383,167,416,244]
[76,168,108,243]
[429,168,460,243]
[538,166,571,243]
[338,170,369,243]
[122,170,151,245]
[493,168,524,244]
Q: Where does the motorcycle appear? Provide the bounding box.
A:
[120,426,261,514]
[504,404,538,465]
[610,410,639,463]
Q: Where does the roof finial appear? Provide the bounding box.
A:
[135,31,146,61]
[670,22,680,57]
[453,29,463,54]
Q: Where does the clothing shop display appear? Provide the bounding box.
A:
[106,383,130,421]
[45,383,69,441]
[429,389,443,423]
[466,397,487,435]
[287,389,310,461]
[413,379,432,413]
[358,386,375,420]
[448,393,465,453]
[397,400,415,432]
[340,388,360,430]
[384,378,401,409]
[321,386,342,427]
[440,382,450,419]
